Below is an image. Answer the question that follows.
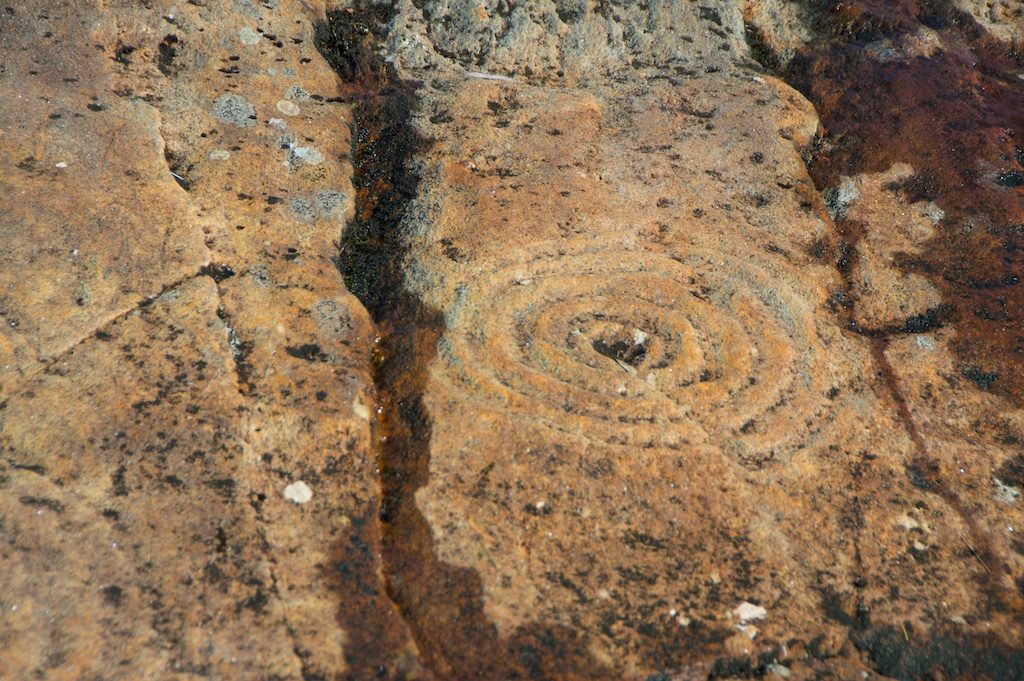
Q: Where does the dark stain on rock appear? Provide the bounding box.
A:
[996,453,1024,486]
[113,43,135,65]
[203,477,236,500]
[237,588,268,616]
[284,343,328,362]
[324,504,420,680]
[18,495,64,513]
[101,584,124,606]
[157,34,179,76]
[783,0,1024,406]
[962,365,1000,390]
[853,625,1024,681]
[708,647,786,679]
[9,460,46,475]
[198,263,235,282]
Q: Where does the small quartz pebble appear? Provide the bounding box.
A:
[208,149,230,161]
[239,26,261,45]
[733,601,767,623]
[276,99,301,116]
[283,480,313,504]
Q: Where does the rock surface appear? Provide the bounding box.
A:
[0,1,422,679]
[2,0,1024,679]
[954,0,1024,44]
[366,0,1024,677]
[374,58,1024,681]
[828,164,946,330]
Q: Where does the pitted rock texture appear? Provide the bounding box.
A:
[0,0,422,679]
[384,0,790,82]
[4,0,1024,679]
[371,67,1024,676]
[954,0,1024,44]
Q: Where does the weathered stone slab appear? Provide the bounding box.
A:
[0,0,209,399]
[362,7,1024,664]
[0,1,422,678]
[4,0,1024,678]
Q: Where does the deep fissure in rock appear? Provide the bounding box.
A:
[315,8,611,679]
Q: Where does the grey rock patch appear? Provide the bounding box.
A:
[290,196,316,221]
[995,478,1021,505]
[823,176,859,220]
[288,145,324,167]
[277,99,301,116]
[239,26,262,45]
[213,93,256,127]
[314,299,354,335]
[291,190,349,222]
[246,265,271,286]
[285,86,311,101]
[315,190,347,215]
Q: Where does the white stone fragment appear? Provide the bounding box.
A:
[284,480,313,504]
[465,70,516,82]
[733,601,767,623]
[239,27,261,45]
[276,100,301,116]
[290,146,324,166]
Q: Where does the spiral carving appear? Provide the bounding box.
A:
[430,242,845,465]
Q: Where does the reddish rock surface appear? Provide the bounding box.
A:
[2,0,1024,679]
[1,1,421,679]
[371,72,1024,678]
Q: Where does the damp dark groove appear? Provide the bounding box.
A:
[315,7,609,679]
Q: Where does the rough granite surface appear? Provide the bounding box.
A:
[0,1,422,679]
[1,0,1023,680]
